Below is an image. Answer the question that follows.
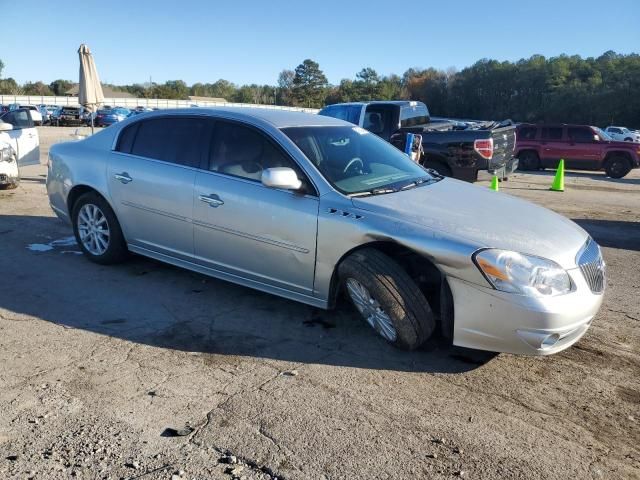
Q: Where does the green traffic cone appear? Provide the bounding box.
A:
[490,175,499,191]
[550,159,565,192]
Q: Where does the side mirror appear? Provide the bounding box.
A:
[0,122,13,132]
[261,167,302,190]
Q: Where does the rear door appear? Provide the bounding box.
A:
[539,126,566,167]
[192,119,319,295]
[0,109,40,166]
[565,127,600,169]
[108,116,208,260]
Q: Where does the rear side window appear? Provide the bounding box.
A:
[568,127,594,143]
[128,117,207,167]
[541,127,563,140]
[518,126,537,140]
[116,123,139,153]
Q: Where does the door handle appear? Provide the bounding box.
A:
[199,194,224,207]
[114,172,133,184]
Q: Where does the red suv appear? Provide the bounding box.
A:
[515,124,640,178]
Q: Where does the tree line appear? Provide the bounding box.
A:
[1,52,638,127]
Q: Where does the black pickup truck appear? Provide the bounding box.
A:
[318,101,517,182]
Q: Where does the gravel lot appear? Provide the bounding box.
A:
[1,127,639,479]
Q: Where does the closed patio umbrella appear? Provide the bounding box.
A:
[78,44,104,133]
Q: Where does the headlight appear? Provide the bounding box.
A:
[0,145,15,163]
[474,249,572,297]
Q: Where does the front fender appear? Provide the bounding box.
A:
[313,192,487,303]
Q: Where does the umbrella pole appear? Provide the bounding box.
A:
[91,112,94,134]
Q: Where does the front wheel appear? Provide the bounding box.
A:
[605,156,631,179]
[72,192,128,264]
[339,248,436,350]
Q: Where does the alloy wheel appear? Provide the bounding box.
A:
[77,203,110,255]
[345,278,397,342]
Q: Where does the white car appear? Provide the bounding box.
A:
[605,126,640,143]
[0,109,41,188]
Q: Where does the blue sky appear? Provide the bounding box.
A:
[2,0,638,86]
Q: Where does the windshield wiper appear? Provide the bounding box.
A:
[399,176,433,190]
[349,187,398,197]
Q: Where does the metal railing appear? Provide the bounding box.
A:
[0,95,319,113]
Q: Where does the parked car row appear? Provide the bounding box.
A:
[0,104,155,128]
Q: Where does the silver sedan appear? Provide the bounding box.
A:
[46,108,605,355]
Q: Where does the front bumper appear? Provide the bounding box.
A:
[449,267,604,355]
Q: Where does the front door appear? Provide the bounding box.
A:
[565,126,601,169]
[107,116,208,259]
[192,120,319,295]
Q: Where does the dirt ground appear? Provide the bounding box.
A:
[0,127,638,480]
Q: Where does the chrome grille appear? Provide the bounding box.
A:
[577,239,605,294]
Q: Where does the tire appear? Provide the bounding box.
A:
[624,138,632,142]
[605,156,632,179]
[339,248,436,350]
[518,151,540,171]
[423,161,452,177]
[71,192,128,264]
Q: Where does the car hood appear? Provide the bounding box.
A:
[351,178,588,269]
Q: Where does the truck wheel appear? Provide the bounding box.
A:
[72,192,128,265]
[518,151,540,171]
[605,156,631,179]
[423,161,452,177]
[339,248,435,350]
[624,138,632,142]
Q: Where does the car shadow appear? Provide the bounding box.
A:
[572,218,640,252]
[0,214,496,374]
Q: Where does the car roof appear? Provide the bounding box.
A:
[323,100,422,108]
[133,107,351,128]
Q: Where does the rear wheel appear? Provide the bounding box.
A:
[518,151,540,171]
[339,248,436,350]
[72,192,128,264]
[605,156,631,179]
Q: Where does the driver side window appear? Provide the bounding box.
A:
[208,121,315,194]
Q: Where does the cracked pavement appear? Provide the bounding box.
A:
[0,128,639,479]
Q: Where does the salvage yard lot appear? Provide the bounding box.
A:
[0,127,639,479]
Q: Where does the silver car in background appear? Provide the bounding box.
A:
[46,108,605,355]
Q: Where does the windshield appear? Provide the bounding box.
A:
[594,127,612,140]
[281,125,435,195]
